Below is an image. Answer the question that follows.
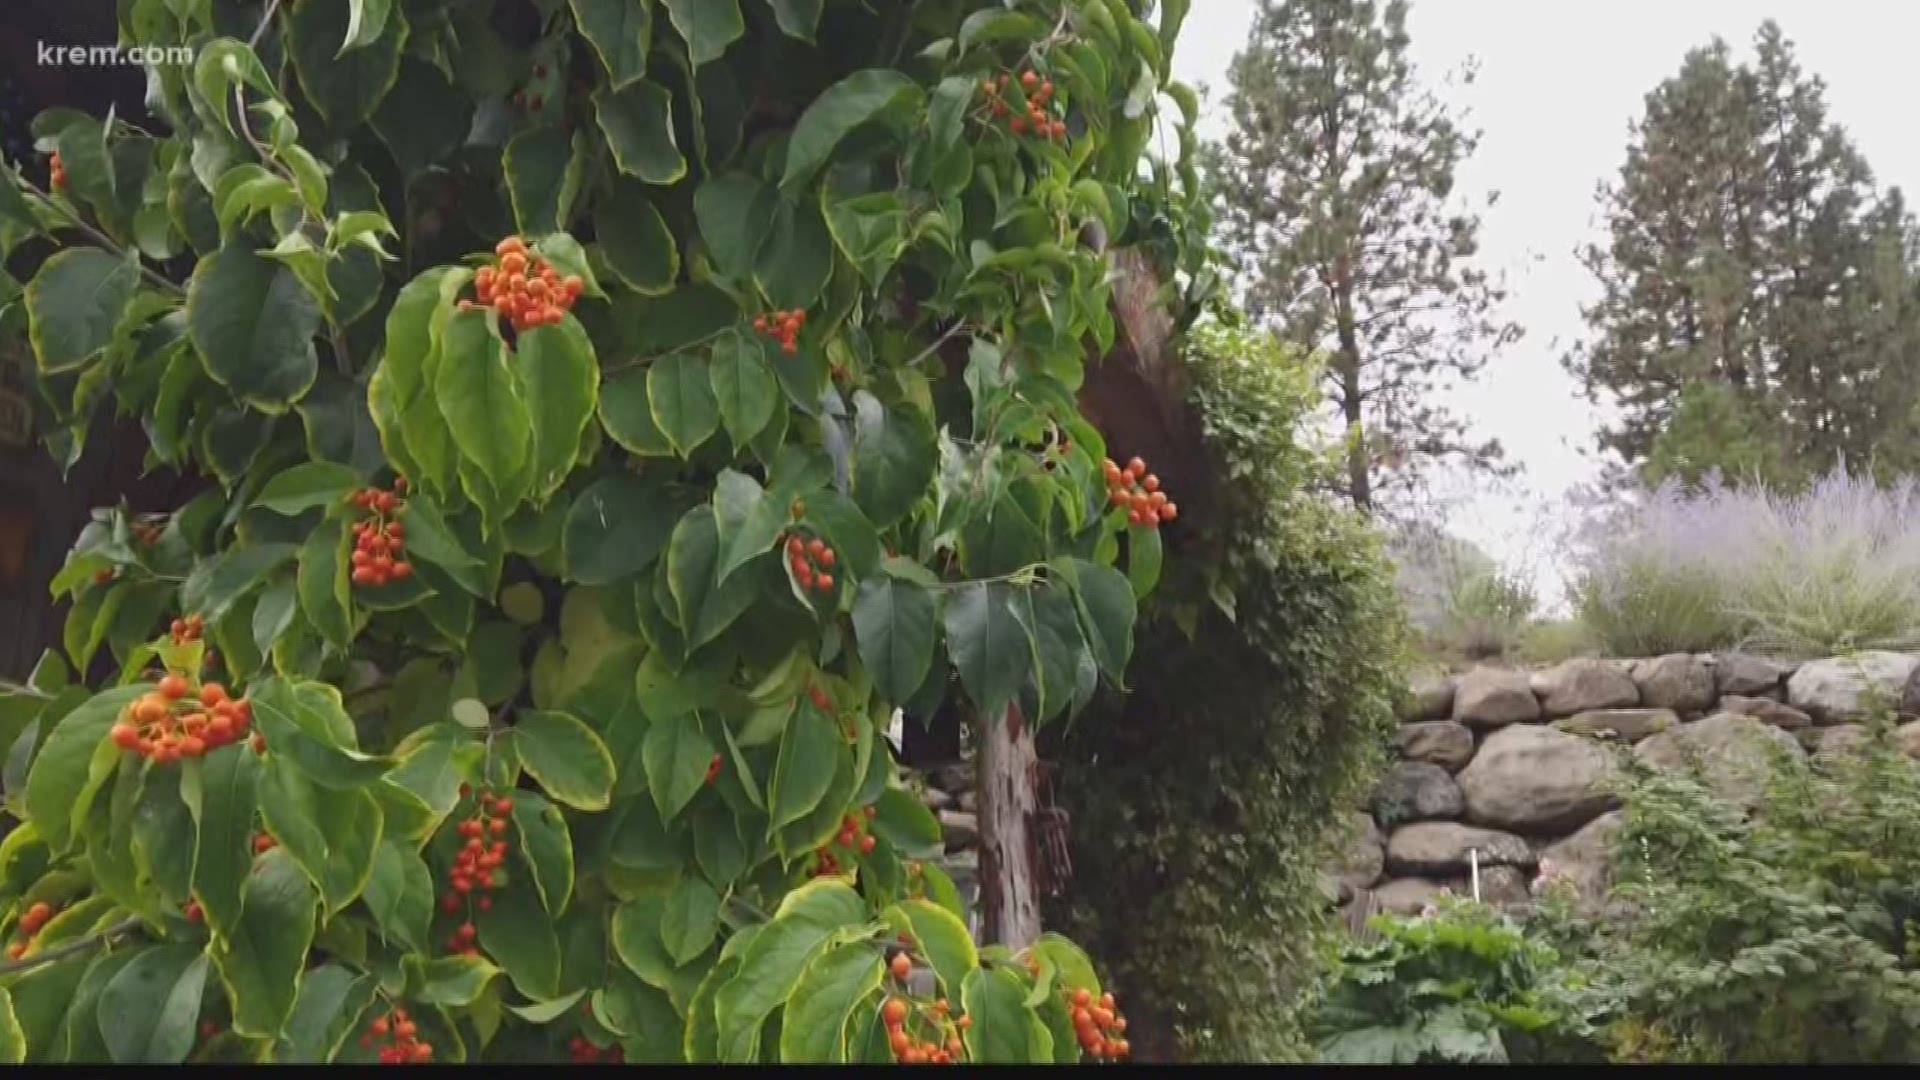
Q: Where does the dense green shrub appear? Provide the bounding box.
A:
[1044,321,1409,1062]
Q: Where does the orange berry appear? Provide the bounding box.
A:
[111,722,140,749]
[1011,117,1027,134]
[1051,121,1067,140]
[890,952,912,980]
[883,998,909,1027]
[1160,502,1178,522]
[200,683,228,707]
[158,675,189,700]
[1022,71,1038,89]
[816,574,835,592]
[494,236,526,258]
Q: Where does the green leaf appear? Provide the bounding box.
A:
[187,242,321,411]
[648,351,720,455]
[571,0,654,88]
[371,266,464,499]
[98,944,208,1063]
[506,987,586,1023]
[763,0,823,40]
[23,685,141,854]
[211,848,319,1038]
[961,966,1039,1063]
[850,391,935,529]
[642,711,715,824]
[372,61,471,180]
[661,875,723,965]
[414,955,500,1007]
[709,334,779,448]
[942,582,1032,720]
[182,543,299,622]
[778,942,882,1062]
[596,182,679,294]
[477,875,561,1000]
[190,742,264,938]
[25,249,140,373]
[958,8,1046,53]
[248,679,390,789]
[666,505,755,646]
[280,963,377,1063]
[563,473,676,584]
[596,81,688,185]
[515,318,599,502]
[363,838,433,952]
[255,462,363,516]
[1065,559,1135,681]
[439,312,535,525]
[342,0,395,53]
[504,126,585,236]
[712,470,786,585]
[887,900,976,1001]
[287,0,408,128]
[851,575,936,705]
[259,757,383,915]
[662,0,744,65]
[511,792,576,915]
[754,199,833,310]
[869,786,942,859]
[598,369,676,456]
[768,702,837,833]
[513,710,615,811]
[296,520,354,649]
[1127,525,1162,601]
[694,173,777,280]
[781,70,924,191]
[712,881,863,1061]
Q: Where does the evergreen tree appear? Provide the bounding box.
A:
[1210,0,1520,512]
[1570,22,1920,485]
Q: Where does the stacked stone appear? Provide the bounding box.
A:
[911,762,983,936]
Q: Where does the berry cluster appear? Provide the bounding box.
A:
[6,901,58,961]
[784,534,837,594]
[752,309,807,355]
[704,753,723,786]
[253,831,278,854]
[982,70,1067,142]
[169,613,205,647]
[1065,988,1129,1061]
[348,483,414,589]
[360,1007,433,1064]
[1104,456,1178,528]
[809,806,878,877]
[132,517,164,547]
[460,236,584,333]
[880,990,968,1066]
[568,1036,625,1064]
[109,676,253,765]
[439,787,512,921]
[48,150,66,192]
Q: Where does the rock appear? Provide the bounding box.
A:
[1457,724,1618,833]
[956,790,977,813]
[1450,666,1541,729]
[932,762,975,793]
[1459,865,1531,907]
[1541,810,1622,903]
[1715,654,1788,696]
[1330,812,1385,893]
[1632,654,1716,713]
[1402,675,1455,722]
[1552,708,1678,743]
[1812,724,1871,761]
[1371,761,1464,822]
[1716,694,1812,730]
[1385,822,1534,877]
[1634,713,1804,807]
[1899,720,1920,759]
[1396,721,1476,772]
[937,810,978,851]
[921,785,955,811]
[1788,651,1920,723]
[1530,659,1639,717]
[1369,877,1448,917]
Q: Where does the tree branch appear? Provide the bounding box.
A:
[0,917,143,977]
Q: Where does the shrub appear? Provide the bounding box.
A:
[1390,524,1536,661]
[1046,321,1408,1062]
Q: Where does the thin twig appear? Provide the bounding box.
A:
[247,0,283,49]
[18,181,184,295]
[0,680,54,701]
[0,917,143,977]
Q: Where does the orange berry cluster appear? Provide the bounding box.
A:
[704,753,723,786]
[349,483,414,589]
[440,787,511,921]
[132,517,164,546]
[880,989,969,1066]
[752,309,807,355]
[360,1006,433,1064]
[169,613,205,647]
[6,901,57,960]
[810,806,878,877]
[110,675,253,765]
[785,534,837,594]
[461,236,584,333]
[982,70,1067,142]
[253,831,278,854]
[568,1035,624,1064]
[1065,987,1130,1061]
[48,150,66,192]
[1104,456,1178,528]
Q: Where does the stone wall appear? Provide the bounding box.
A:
[1329,651,1920,924]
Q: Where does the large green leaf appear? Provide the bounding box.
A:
[510,792,576,915]
[942,582,1032,720]
[660,875,723,965]
[596,182,679,294]
[97,944,208,1064]
[850,391,935,528]
[885,900,977,1001]
[711,881,864,1061]
[296,520,354,648]
[778,942,882,1063]
[851,574,936,705]
[781,70,924,191]
[648,351,719,455]
[435,309,533,518]
[754,199,832,310]
[708,334,778,448]
[563,473,676,584]
[211,848,319,1038]
[371,266,465,499]
[767,702,837,833]
[371,61,470,179]
[694,173,777,280]
[661,0,743,65]
[181,543,299,622]
[570,0,653,87]
[712,470,786,585]
[515,317,599,502]
[259,756,383,915]
[412,955,500,1008]
[280,964,378,1063]
[512,710,615,811]
[363,838,433,952]
[595,81,687,185]
[189,743,263,938]
[1064,559,1136,681]
[248,679,389,789]
[287,0,408,127]
[187,243,321,410]
[504,126,585,236]
[763,0,823,39]
[255,461,363,516]
[642,711,714,824]
[25,249,139,373]
[961,966,1040,1063]
[477,880,562,1000]
[23,685,141,854]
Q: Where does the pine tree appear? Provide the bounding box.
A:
[1570,22,1920,486]
[1209,0,1519,512]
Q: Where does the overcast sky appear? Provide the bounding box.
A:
[1170,0,1920,607]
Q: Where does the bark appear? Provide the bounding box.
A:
[978,702,1041,949]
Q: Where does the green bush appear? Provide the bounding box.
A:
[1044,321,1408,1062]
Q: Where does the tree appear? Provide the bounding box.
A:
[0,0,1203,1064]
[1569,21,1920,487]
[1209,0,1519,513]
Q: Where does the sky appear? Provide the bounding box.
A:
[1169,0,1920,608]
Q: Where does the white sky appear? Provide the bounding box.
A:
[1171,0,1920,607]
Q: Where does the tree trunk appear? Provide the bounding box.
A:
[977,702,1041,949]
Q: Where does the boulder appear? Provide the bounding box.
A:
[1716,694,1812,730]
[1450,666,1541,729]
[1540,810,1622,903]
[1402,675,1456,722]
[1899,720,1920,759]
[1632,654,1716,713]
[1552,708,1678,743]
[1530,659,1639,717]
[1329,811,1385,894]
[937,810,978,851]
[1369,877,1448,917]
[1714,653,1789,696]
[1460,865,1532,907]
[920,785,955,811]
[1812,724,1871,761]
[1371,761,1464,822]
[1457,724,1618,833]
[1634,713,1804,807]
[1396,721,1476,772]
[1788,652,1920,723]
[1385,822,1534,877]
